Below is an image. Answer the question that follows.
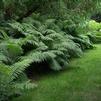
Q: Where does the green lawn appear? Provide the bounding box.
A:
[13,44,101,101]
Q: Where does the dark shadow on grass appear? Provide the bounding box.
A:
[25,61,81,81]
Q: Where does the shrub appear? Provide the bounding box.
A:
[88,20,101,30]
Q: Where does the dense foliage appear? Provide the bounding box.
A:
[0,0,101,101]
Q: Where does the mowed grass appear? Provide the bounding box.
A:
[13,44,101,101]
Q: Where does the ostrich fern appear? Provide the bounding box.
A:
[7,19,86,71]
[0,62,36,101]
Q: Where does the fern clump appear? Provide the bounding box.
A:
[7,19,84,71]
[0,63,36,101]
[0,15,93,101]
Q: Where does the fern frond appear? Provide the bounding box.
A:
[8,21,24,33]
[0,29,9,40]
[21,51,56,63]
[14,80,37,90]
[10,59,33,80]
[49,59,62,71]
